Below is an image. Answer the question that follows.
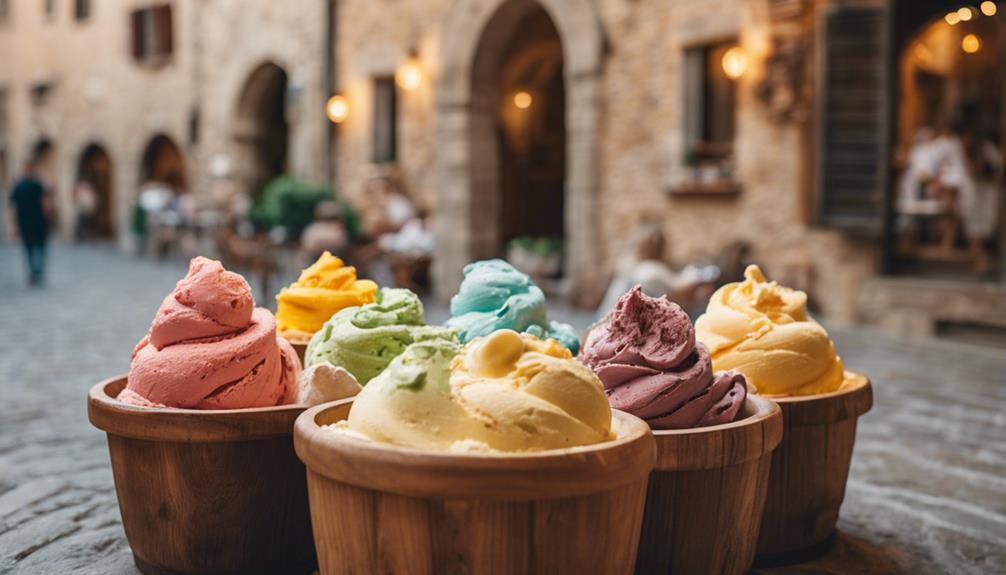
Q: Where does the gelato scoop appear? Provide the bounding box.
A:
[275,252,377,344]
[695,265,847,396]
[342,330,613,452]
[120,257,300,409]
[445,259,581,354]
[304,287,457,386]
[580,286,746,429]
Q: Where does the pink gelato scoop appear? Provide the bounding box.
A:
[119,257,300,409]
[579,286,746,429]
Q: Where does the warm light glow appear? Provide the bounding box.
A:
[326,94,349,123]
[513,91,532,109]
[962,33,981,53]
[981,1,997,15]
[958,6,973,20]
[946,11,961,24]
[395,57,423,91]
[721,46,748,80]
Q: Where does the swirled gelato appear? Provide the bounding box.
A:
[580,286,746,429]
[342,330,613,452]
[120,257,300,409]
[304,287,456,386]
[445,259,581,354]
[695,265,847,396]
[275,252,377,344]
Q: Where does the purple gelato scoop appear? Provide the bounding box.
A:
[579,286,747,430]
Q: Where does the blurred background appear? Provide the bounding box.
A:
[1,0,1005,346]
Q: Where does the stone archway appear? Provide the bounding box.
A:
[434,0,603,298]
[139,134,186,192]
[233,61,289,198]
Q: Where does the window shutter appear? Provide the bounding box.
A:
[130,10,143,61]
[816,5,889,234]
[155,5,173,58]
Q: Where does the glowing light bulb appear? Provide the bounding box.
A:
[958,6,973,20]
[514,91,532,109]
[981,1,997,16]
[326,95,349,123]
[721,46,748,80]
[395,57,423,91]
[946,11,961,24]
[962,33,981,53]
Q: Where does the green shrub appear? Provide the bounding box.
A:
[250,176,360,239]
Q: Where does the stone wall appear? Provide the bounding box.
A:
[0,0,328,249]
[333,0,878,321]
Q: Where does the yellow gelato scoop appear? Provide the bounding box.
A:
[275,252,377,343]
[343,330,613,453]
[695,265,847,396]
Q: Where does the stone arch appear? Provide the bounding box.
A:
[232,61,289,197]
[433,0,604,297]
[139,133,186,192]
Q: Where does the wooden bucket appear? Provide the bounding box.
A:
[636,395,783,574]
[755,372,873,564]
[295,399,656,575]
[88,377,316,575]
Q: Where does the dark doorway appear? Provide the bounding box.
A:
[140,134,186,192]
[234,62,288,197]
[76,144,114,238]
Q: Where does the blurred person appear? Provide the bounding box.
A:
[931,122,972,252]
[300,200,349,261]
[8,143,55,286]
[361,175,416,237]
[960,133,1002,274]
[898,127,943,217]
[378,208,435,291]
[74,179,97,241]
[597,222,716,315]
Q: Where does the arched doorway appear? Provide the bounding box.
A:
[890,0,1005,278]
[495,5,566,261]
[75,143,114,239]
[434,0,603,297]
[140,134,186,192]
[233,62,288,197]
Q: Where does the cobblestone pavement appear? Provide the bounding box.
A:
[1,244,1004,574]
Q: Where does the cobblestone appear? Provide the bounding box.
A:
[0,244,1003,574]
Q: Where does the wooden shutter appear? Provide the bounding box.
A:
[816,5,888,233]
[130,9,144,61]
[154,5,173,58]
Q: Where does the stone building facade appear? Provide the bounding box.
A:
[2,0,1004,333]
[0,0,329,248]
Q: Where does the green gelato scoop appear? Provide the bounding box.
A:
[304,287,458,385]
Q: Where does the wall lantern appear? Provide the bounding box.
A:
[721,46,748,80]
[513,91,532,109]
[395,49,423,92]
[326,94,349,123]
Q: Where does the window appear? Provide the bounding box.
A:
[130,5,173,64]
[43,0,55,19]
[75,0,91,21]
[0,0,11,22]
[683,40,738,177]
[372,77,397,164]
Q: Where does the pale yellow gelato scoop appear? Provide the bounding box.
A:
[343,330,613,452]
[694,265,847,396]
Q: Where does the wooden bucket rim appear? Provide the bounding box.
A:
[761,371,873,425]
[650,394,783,470]
[88,376,308,443]
[294,399,657,500]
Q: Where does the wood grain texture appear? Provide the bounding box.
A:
[296,401,656,575]
[636,396,783,575]
[756,372,873,560]
[88,377,316,575]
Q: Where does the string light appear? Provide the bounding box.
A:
[962,33,981,53]
[958,6,973,20]
[981,1,997,16]
[946,11,961,24]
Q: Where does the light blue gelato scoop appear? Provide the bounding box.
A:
[445,259,581,354]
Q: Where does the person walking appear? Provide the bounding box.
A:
[8,143,54,286]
